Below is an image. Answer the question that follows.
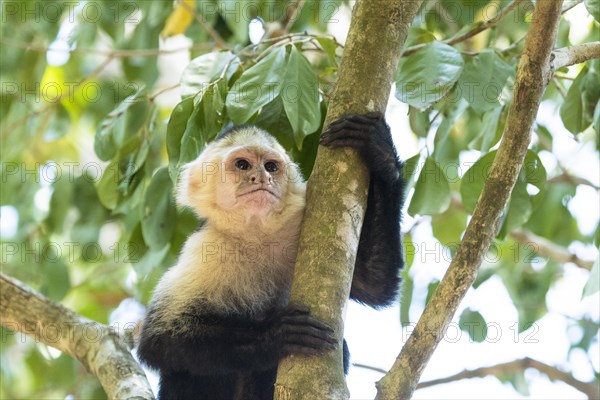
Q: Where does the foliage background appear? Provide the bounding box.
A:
[0,0,598,399]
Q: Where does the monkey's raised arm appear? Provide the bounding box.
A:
[321,114,405,308]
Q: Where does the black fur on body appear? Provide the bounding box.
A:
[137,114,404,399]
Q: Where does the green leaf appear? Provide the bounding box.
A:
[226,47,287,123]
[408,157,451,216]
[431,207,468,248]
[166,96,195,180]
[460,150,496,212]
[96,161,120,210]
[425,280,440,305]
[180,51,240,99]
[408,106,430,138]
[282,46,321,147]
[582,258,599,298]
[316,37,338,63]
[179,81,226,166]
[42,260,70,301]
[473,267,495,289]
[458,50,513,115]
[141,167,177,250]
[403,233,416,269]
[404,27,437,47]
[253,95,294,148]
[399,266,414,327]
[402,153,423,193]
[395,42,464,110]
[560,66,592,134]
[585,0,600,22]
[94,87,147,161]
[459,309,488,343]
[521,150,547,192]
[498,182,532,238]
[468,106,503,152]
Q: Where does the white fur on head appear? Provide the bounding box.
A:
[175,126,306,234]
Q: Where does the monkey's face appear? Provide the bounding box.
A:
[216,147,289,216]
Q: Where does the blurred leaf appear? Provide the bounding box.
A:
[468,106,503,152]
[395,42,464,110]
[94,87,147,161]
[226,46,287,123]
[180,51,240,99]
[462,150,546,236]
[45,176,73,234]
[585,0,600,22]
[96,161,120,210]
[499,182,532,238]
[408,106,430,137]
[141,167,176,250]
[425,280,440,305]
[316,37,339,63]
[161,0,195,37]
[404,27,437,47]
[459,309,488,343]
[525,183,580,246]
[582,258,599,298]
[400,264,414,327]
[560,66,592,134]
[458,50,513,115]
[282,46,321,147]
[409,157,451,216]
[460,150,496,212]
[473,266,495,289]
[403,233,416,269]
[402,153,422,193]
[41,260,70,301]
[432,207,468,248]
[498,370,530,396]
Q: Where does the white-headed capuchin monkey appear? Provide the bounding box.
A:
[137,113,404,399]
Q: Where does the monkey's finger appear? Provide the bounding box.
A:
[285,303,311,315]
[281,314,335,334]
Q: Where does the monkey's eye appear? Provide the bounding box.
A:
[264,161,278,173]
[235,159,251,170]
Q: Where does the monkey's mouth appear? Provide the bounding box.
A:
[239,188,280,199]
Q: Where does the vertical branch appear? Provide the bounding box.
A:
[274,1,423,399]
[375,1,564,399]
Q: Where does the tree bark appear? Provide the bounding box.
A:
[274,1,423,399]
[0,273,154,400]
[375,1,564,399]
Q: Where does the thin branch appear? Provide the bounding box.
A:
[552,42,600,70]
[376,2,564,398]
[417,357,600,399]
[450,194,594,271]
[352,363,388,375]
[402,0,529,57]
[0,37,213,57]
[0,273,154,399]
[509,228,595,270]
[548,172,600,190]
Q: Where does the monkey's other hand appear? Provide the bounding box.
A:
[320,113,401,183]
[274,303,337,358]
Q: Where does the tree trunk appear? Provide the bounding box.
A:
[274,1,423,399]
